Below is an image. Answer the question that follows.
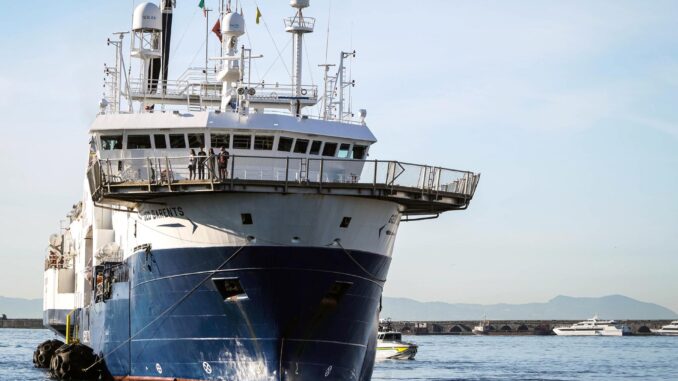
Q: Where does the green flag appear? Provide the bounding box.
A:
[198,0,206,17]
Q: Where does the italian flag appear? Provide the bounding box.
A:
[198,0,207,17]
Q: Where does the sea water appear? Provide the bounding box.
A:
[2,329,677,381]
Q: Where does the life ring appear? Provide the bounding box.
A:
[300,88,308,96]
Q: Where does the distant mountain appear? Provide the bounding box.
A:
[0,296,42,319]
[381,295,678,321]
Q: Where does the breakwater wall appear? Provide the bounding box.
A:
[0,319,43,329]
[390,320,674,335]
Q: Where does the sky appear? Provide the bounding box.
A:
[0,1,677,312]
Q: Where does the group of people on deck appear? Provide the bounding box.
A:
[188,147,230,181]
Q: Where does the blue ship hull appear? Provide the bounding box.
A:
[82,245,390,380]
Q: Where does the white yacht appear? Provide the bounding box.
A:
[553,315,631,336]
[651,321,678,336]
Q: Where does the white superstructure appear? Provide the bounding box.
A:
[553,316,631,336]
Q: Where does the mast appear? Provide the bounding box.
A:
[216,7,245,111]
[160,0,175,95]
[285,0,315,96]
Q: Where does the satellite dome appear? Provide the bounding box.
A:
[222,12,245,37]
[49,234,62,247]
[133,2,162,31]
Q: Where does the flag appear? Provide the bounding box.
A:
[256,7,262,24]
[198,0,207,17]
[212,19,222,42]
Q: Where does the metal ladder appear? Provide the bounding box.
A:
[300,159,308,182]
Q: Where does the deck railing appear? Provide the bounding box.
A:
[89,155,480,201]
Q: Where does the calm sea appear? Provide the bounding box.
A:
[2,329,677,381]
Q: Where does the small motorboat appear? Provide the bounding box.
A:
[376,319,418,360]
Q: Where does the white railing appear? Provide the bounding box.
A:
[241,82,318,100]
[91,155,480,198]
[284,16,316,31]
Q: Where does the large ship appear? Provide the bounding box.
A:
[39,1,480,380]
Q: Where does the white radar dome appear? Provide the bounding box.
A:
[133,2,162,31]
[290,0,310,9]
[222,12,245,37]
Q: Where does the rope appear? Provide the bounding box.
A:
[333,240,386,284]
[260,39,292,80]
[83,243,249,372]
[249,0,291,77]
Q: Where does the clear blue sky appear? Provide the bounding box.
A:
[1,1,676,312]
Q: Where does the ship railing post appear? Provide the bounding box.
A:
[230,155,235,189]
[156,157,162,185]
[208,154,214,191]
[106,159,112,194]
[319,158,324,191]
[146,158,152,191]
[165,157,172,192]
[435,167,442,199]
[284,157,289,193]
[373,160,378,191]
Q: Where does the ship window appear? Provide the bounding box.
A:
[293,139,309,154]
[340,217,352,228]
[241,213,253,225]
[352,145,367,159]
[322,142,338,157]
[188,133,205,148]
[100,135,123,150]
[338,143,351,158]
[233,135,252,149]
[309,140,322,155]
[254,136,274,150]
[211,133,230,149]
[126,135,152,149]
[277,137,294,152]
[169,134,186,149]
[154,134,167,149]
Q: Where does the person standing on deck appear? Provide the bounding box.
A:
[188,149,196,180]
[208,147,217,179]
[218,147,230,181]
[197,147,207,180]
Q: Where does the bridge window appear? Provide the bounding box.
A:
[233,135,252,149]
[154,134,167,149]
[211,133,230,149]
[278,137,294,152]
[352,145,367,159]
[100,135,123,150]
[188,133,205,148]
[127,135,152,149]
[322,142,338,157]
[169,134,186,149]
[293,139,309,154]
[254,136,274,150]
[337,143,351,158]
[309,140,322,155]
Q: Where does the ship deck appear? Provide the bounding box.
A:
[87,156,480,216]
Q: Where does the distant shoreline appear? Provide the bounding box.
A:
[0,319,42,329]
